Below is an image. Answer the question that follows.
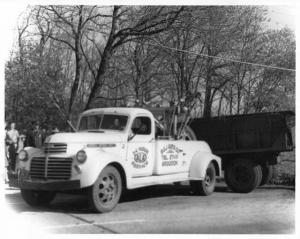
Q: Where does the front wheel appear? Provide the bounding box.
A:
[190,162,216,196]
[88,166,122,213]
[21,189,56,207]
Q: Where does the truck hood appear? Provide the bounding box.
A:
[45,132,126,144]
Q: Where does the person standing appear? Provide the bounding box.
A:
[5,121,9,163]
[25,126,35,147]
[33,123,43,148]
[41,128,47,143]
[4,122,9,182]
[6,122,19,172]
[52,126,59,134]
[17,134,26,153]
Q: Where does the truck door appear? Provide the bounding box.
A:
[154,141,189,175]
[127,116,155,177]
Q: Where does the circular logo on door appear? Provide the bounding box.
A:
[132,147,149,169]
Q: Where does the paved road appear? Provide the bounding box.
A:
[4,183,295,234]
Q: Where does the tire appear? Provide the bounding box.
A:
[260,165,274,186]
[21,189,56,206]
[88,166,122,213]
[190,162,216,196]
[180,126,197,141]
[225,159,262,193]
[256,165,263,187]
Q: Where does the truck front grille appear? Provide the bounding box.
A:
[30,157,73,180]
[30,157,46,179]
[44,143,67,154]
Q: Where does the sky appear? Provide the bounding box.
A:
[0,1,297,95]
[0,2,297,58]
[267,5,296,30]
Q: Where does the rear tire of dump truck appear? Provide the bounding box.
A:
[190,162,216,196]
[88,166,122,213]
[259,165,274,186]
[21,189,56,207]
[225,159,262,193]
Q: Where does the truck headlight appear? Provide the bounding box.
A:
[18,150,28,161]
[76,150,87,164]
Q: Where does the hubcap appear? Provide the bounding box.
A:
[96,173,118,204]
[205,175,211,186]
[205,167,214,187]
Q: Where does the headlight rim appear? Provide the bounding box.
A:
[18,150,28,161]
[76,150,87,164]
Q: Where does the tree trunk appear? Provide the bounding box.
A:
[237,85,241,114]
[84,6,120,110]
[68,7,83,116]
[203,47,213,118]
[85,46,111,110]
[68,49,81,115]
[229,87,233,115]
[217,91,224,116]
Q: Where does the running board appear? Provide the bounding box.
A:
[127,172,192,189]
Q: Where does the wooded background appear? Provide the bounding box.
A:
[5,5,295,130]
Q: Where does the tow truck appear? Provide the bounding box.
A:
[10,107,221,213]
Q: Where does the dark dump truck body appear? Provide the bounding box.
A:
[148,107,294,193]
[189,111,294,193]
[190,111,294,157]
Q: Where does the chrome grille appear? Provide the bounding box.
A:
[30,157,73,180]
[44,143,67,154]
[47,158,72,180]
[30,157,46,179]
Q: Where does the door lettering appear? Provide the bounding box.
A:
[161,144,183,166]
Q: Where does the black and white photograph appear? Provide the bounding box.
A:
[0,0,297,236]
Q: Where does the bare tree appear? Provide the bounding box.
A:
[84,6,184,109]
[34,6,106,117]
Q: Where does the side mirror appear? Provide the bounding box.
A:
[128,132,136,141]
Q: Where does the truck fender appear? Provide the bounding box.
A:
[18,147,43,170]
[23,147,43,158]
[78,148,127,188]
[189,151,221,180]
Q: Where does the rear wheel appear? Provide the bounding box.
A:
[260,165,274,186]
[256,165,263,187]
[21,190,56,206]
[179,126,197,141]
[225,159,262,193]
[88,166,122,213]
[190,162,216,196]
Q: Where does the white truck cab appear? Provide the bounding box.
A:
[12,107,221,213]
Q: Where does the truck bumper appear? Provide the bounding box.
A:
[8,177,81,191]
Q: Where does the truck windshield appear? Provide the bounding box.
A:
[78,114,128,131]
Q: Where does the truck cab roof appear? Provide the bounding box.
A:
[81,107,154,118]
